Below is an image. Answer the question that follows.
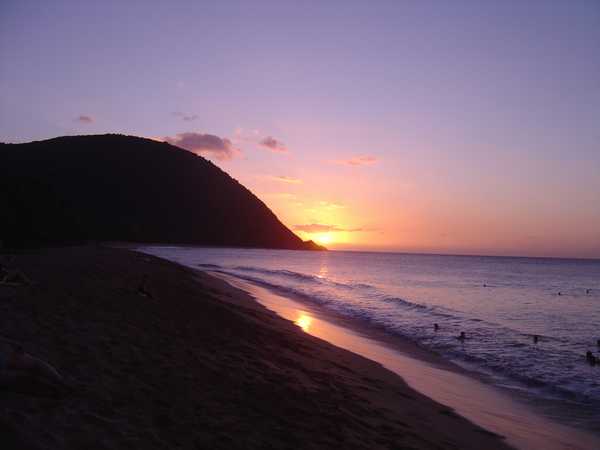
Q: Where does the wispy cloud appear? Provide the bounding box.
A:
[334,155,378,166]
[75,115,94,124]
[172,112,198,122]
[294,224,364,233]
[319,201,345,209]
[233,128,261,142]
[263,192,297,200]
[164,132,240,160]
[259,136,288,153]
[268,175,302,184]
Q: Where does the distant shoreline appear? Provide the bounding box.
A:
[116,242,600,262]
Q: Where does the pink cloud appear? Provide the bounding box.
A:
[294,224,364,233]
[75,115,94,124]
[164,132,241,160]
[335,155,378,166]
[269,175,302,184]
[172,112,198,122]
[259,136,288,153]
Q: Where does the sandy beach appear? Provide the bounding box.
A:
[213,272,600,450]
[0,246,515,449]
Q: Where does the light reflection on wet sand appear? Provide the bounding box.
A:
[294,312,313,333]
[213,271,600,450]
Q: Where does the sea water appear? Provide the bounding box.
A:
[139,246,600,434]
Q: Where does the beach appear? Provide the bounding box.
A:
[0,246,512,450]
[213,272,600,450]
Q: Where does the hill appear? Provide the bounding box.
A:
[0,134,325,250]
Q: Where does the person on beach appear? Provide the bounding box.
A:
[137,274,152,299]
[0,340,64,385]
[0,263,31,286]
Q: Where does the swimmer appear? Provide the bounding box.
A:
[586,351,595,364]
[434,323,439,332]
[457,331,466,341]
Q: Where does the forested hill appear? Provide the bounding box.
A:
[0,134,324,251]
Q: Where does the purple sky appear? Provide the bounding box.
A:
[1,1,599,257]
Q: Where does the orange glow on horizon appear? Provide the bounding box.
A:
[239,156,600,258]
[315,233,333,245]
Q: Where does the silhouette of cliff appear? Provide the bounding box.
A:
[0,134,325,250]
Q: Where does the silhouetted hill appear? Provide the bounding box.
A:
[0,134,325,251]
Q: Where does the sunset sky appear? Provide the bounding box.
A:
[1,1,599,257]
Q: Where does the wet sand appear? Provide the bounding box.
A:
[0,246,513,449]
[214,273,600,450]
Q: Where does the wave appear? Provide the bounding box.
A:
[232,266,318,282]
[230,265,375,291]
[217,269,599,408]
[215,269,455,328]
[218,266,462,322]
[197,263,223,269]
[139,246,600,433]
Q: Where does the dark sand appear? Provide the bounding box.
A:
[0,247,512,450]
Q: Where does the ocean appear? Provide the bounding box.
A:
[139,246,600,433]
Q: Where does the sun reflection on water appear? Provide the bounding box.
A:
[316,259,329,279]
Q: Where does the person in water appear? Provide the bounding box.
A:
[533,335,539,344]
[586,351,597,366]
[434,323,439,331]
[457,331,466,341]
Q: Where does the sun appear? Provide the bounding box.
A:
[315,233,333,245]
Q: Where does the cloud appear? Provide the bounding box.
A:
[233,128,261,142]
[269,175,302,184]
[334,155,378,166]
[265,192,297,200]
[319,201,345,209]
[173,112,198,122]
[75,115,94,124]
[259,136,288,153]
[294,224,364,233]
[164,132,240,160]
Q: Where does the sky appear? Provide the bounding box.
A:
[1,1,599,258]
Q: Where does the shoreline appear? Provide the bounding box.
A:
[0,246,513,450]
[209,270,600,450]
